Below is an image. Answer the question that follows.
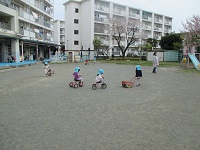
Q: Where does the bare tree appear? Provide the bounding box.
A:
[105,17,142,57]
[181,15,200,46]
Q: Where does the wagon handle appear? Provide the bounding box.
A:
[131,77,136,82]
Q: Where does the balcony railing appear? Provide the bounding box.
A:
[164,29,172,33]
[165,21,172,25]
[0,22,11,30]
[153,35,161,40]
[154,19,163,24]
[19,29,53,41]
[2,0,54,18]
[129,13,140,19]
[143,25,152,30]
[94,5,109,13]
[142,16,152,21]
[60,38,65,42]
[17,10,52,29]
[94,17,109,23]
[94,28,108,34]
[144,34,152,39]
[113,10,126,16]
[154,27,162,32]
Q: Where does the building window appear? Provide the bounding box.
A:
[74,8,79,13]
[74,30,79,34]
[74,19,79,24]
[74,41,79,45]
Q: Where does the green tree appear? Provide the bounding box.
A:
[93,37,101,58]
[146,38,157,49]
[143,43,152,51]
[159,33,182,50]
[173,42,183,51]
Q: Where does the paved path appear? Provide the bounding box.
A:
[0,62,200,150]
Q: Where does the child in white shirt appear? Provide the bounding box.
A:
[95,69,104,83]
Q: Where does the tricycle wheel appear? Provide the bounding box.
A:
[92,84,97,90]
[101,83,107,89]
[69,82,73,87]
[79,81,83,87]
[74,83,78,88]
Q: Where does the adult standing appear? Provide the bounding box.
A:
[152,52,160,74]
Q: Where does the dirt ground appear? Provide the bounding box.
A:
[0,62,200,150]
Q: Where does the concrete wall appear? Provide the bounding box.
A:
[65,2,81,51]
[53,20,60,44]
[80,0,94,50]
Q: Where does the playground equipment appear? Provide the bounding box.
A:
[188,53,200,70]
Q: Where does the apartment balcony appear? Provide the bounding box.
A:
[24,0,54,16]
[94,5,109,13]
[20,29,36,38]
[94,28,108,34]
[129,13,140,19]
[0,22,15,36]
[154,19,163,24]
[153,35,161,40]
[143,25,152,30]
[94,17,108,23]
[45,0,54,6]
[154,27,162,32]
[19,29,53,42]
[18,11,52,29]
[0,22,11,31]
[142,16,152,22]
[44,21,50,28]
[60,38,65,42]
[143,34,152,39]
[113,10,126,16]
[165,21,172,26]
[164,29,172,33]
[1,0,53,18]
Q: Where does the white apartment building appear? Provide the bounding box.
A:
[53,20,65,49]
[63,0,172,61]
[0,0,57,63]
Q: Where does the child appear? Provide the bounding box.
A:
[94,56,96,64]
[73,67,83,83]
[43,61,51,75]
[152,52,161,74]
[85,59,89,65]
[135,65,142,86]
[95,69,104,83]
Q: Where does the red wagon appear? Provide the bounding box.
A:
[121,78,136,88]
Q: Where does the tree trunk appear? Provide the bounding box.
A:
[122,51,126,57]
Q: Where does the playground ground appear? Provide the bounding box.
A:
[0,62,200,150]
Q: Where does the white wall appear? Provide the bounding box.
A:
[53,20,60,44]
[65,3,81,50]
[80,0,94,50]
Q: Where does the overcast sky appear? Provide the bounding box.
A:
[54,0,200,33]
